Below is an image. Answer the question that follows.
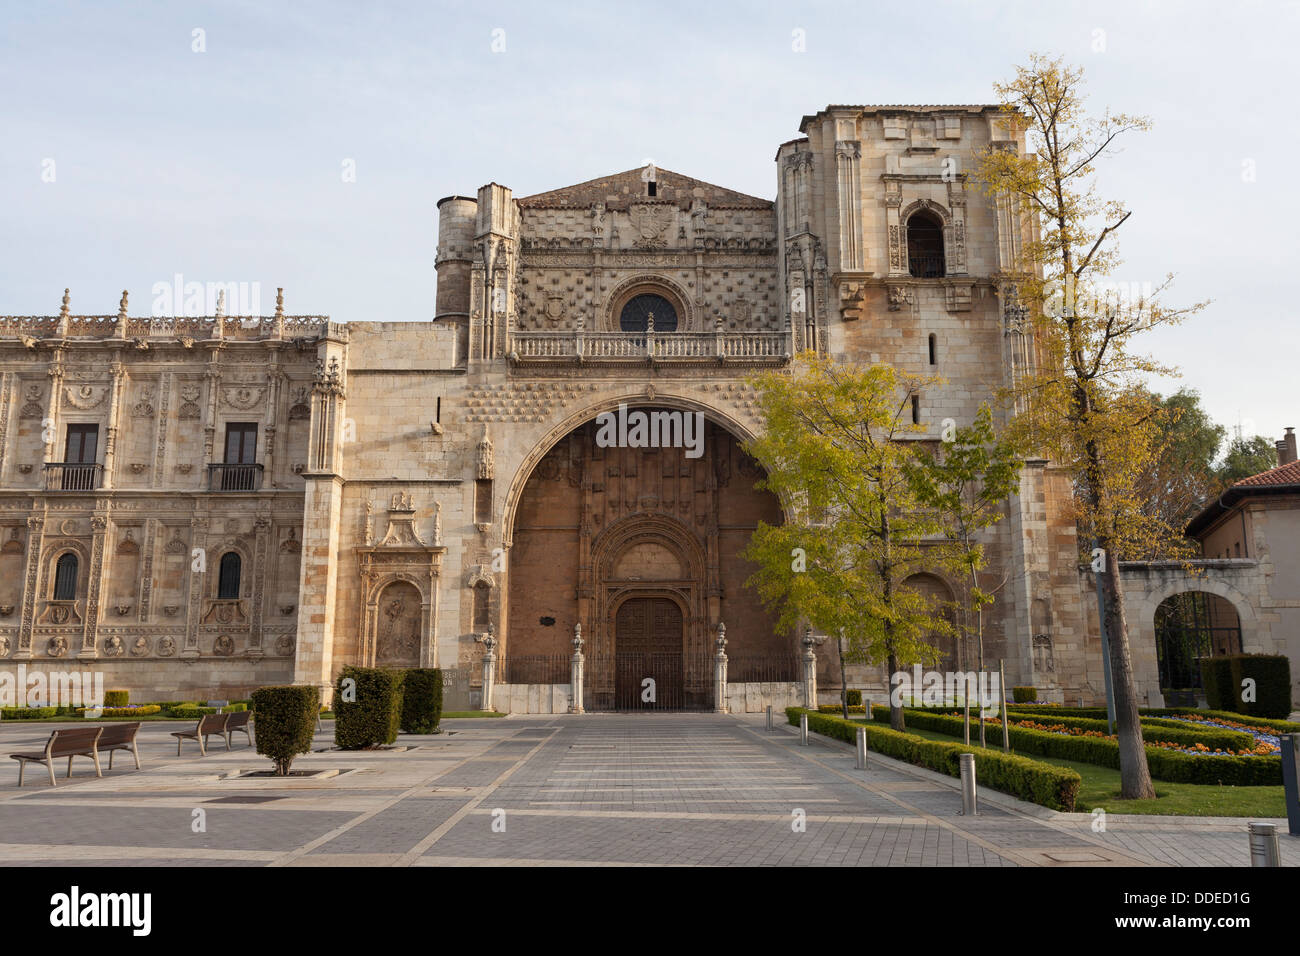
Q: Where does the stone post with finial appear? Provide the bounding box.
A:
[802,626,818,710]
[480,625,497,712]
[713,621,729,713]
[117,290,129,339]
[645,308,655,359]
[274,287,285,338]
[213,288,225,340]
[569,622,585,714]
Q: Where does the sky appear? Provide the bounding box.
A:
[1,0,1296,446]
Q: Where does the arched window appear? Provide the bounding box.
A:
[473,581,491,630]
[907,210,945,278]
[619,293,678,333]
[217,552,242,600]
[53,553,78,600]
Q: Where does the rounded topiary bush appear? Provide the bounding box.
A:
[334,666,404,750]
[401,669,444,734]
[250,685,319,775]
[104,689,130,708]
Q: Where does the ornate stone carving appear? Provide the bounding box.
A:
[213,633,235,656]
[888,285,909,312]
[275,633,294,655]
[164,529,187,554]
[20,384,45,418]
[279,528,301,553]
[0,528,20,554]
[476,425,494,479]
[178,384,202,420]
[0,634,9,656]
[103,635,124,656]
[157,635,177,656]
[130,636,149,657]
[132,385,156,417]
[46,635,69,657]
[65,383,107,409]
[629,204,674,249]
[221,385,265,410]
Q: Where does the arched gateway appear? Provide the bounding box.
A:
[502,409,794,710]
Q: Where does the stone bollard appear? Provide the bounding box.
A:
[800,713,809,746]
[569,623,585,715]
[766,704,773,732]
[856,726,867,770]
[959,752,977,816]
[1249,822,1280,867]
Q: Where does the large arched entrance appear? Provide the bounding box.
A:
[1155,590,1244,695]
[503,408,790,710]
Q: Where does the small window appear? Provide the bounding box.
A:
[911,395,921,425]
[473,582,490,630]
[53,553,78,600]
[647,181,657,197]
[928,334,937,366]
[1234,542,1241,557]
[217,552,241,599]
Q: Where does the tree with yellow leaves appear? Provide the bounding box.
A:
[978,54,1206,799]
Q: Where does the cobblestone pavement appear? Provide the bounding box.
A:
[0,714,1293,867]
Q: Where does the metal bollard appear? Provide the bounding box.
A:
[766,705,773,732]
[856,726,867,770]
[958,752,977,815]
[800,713,809,746]
[1249,822,1280,867]
[1279,734,1300,835]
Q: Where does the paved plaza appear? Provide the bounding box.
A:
[0,714,1292,867]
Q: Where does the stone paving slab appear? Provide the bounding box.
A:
[0,714,1293,867]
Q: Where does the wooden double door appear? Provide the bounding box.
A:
[612,597,688,710]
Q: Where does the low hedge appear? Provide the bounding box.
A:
[400,668,443,734]
[168,704,218,718]
[251,685,318,775]
[872,705,1281,786]
[335,666,404,749]
[818,704,866,714]
[1,706,58,720]
[787,707,1080,811]
[75,705,162,718]
[998,711,1256,752]
[104,689,129,708]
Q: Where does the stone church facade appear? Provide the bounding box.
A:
[0,104,1120,710]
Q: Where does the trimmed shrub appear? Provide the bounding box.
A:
[873,705,1282,786]
[1,706,58,720]
[400,669,444,734]
[1233,655,1292,719]
[1200,656,1234,712]
[818,704,866,714]
[787,707,1081,811]
[251,685,318,775]
[222,703,247,713]
[335,666,404,749]
[1012,686,1037,703]
[104,690,129,708]
[845,689,862,706]
[167,704,218,718]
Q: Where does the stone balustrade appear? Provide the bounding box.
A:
[510,329,791,364]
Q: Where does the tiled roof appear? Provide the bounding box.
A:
[1232,459,1300,487]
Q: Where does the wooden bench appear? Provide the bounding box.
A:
[224,710,253,748]
[96,721,143,771]
[9,727,103,787]
[170,713,229,755]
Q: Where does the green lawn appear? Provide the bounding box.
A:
[859,719,1288,817]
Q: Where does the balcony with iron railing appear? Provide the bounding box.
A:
[509,328,792,365]
[907,255,946,279]
[44,462,103,491]
[207,463,264,492]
